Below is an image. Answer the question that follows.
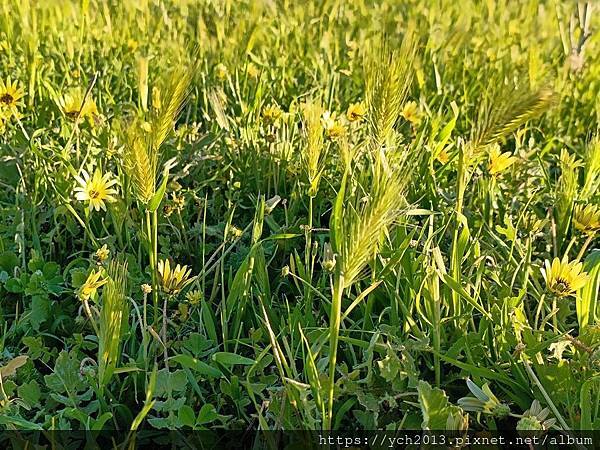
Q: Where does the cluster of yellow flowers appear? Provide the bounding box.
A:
[318,102,367,140]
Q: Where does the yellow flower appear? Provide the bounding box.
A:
[246,62,259,79]
[521,212,546,235]
[141,283,152,294]
[346,102,366,122]
[321,110,335,129]
[157,259,195,295]
[458,380,510,418]
[0,78,25,112]
[215,63,228,81]
[59,89,98,121]
[78,269,108,300]
[488,146,518,176]
[171,192,185,211]
[95,244,110,262]
[542,257,588,298]
[327,123,346,139]
[228,225,243,241]
[401,101,421,125]
[322,242,337,272]
[321,111,346,139]
[573,204,600,235]
[74,169,118,212]
[185,290,203,305]
[127,39,138,51]
[262,104,283,126]
[437,148,450,164]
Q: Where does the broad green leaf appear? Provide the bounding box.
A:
[212,352,256,366]
[0,355,28,380]
[178,405,196,427]
[44,351,84,395]
[170,354,222,378]
[417,380,464,430]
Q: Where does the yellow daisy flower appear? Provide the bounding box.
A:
[346,102,366,122]
[401,101,421,125]
[321,111,346,139]
[185,290,203,305]
[437,148,450,164]
[262,103,283,126]
[458,379,510,418]
[215,63,228,81]
[74,169,118,212]
[488,146,518,176]
[157,259,195,296]
[0,78,25,112]
[573,204,600,235]
[542,257,588,298]
[78,269,108,300]
[95,244,110,262]
[59,89,98,121]
[246,62,260,79]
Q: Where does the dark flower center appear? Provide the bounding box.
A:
[0,93,14,104]
[554,278,571,295]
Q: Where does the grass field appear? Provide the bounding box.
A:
[0,0,599,437]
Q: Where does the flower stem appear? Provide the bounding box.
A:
[146,209,158,326]
[576,234,594,262]
[326,273,344,430]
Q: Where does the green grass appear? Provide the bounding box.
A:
[0,0,599,434]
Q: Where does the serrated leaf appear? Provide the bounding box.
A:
[417,380,463,430]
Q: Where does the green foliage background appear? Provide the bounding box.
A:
[0,0,599,433]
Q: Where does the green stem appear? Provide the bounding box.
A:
[522,358,570,430]
[326,273,344,430]
[450,146,467,321]
[83,298,100,337]
[552,296,558,331]
[433,285,441,387]
[575,234,594,262]
[146,209,158,326]
[563,235,577,259]
[141,292,149,373]
[305,195,314,320]
[162,296,169,369]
